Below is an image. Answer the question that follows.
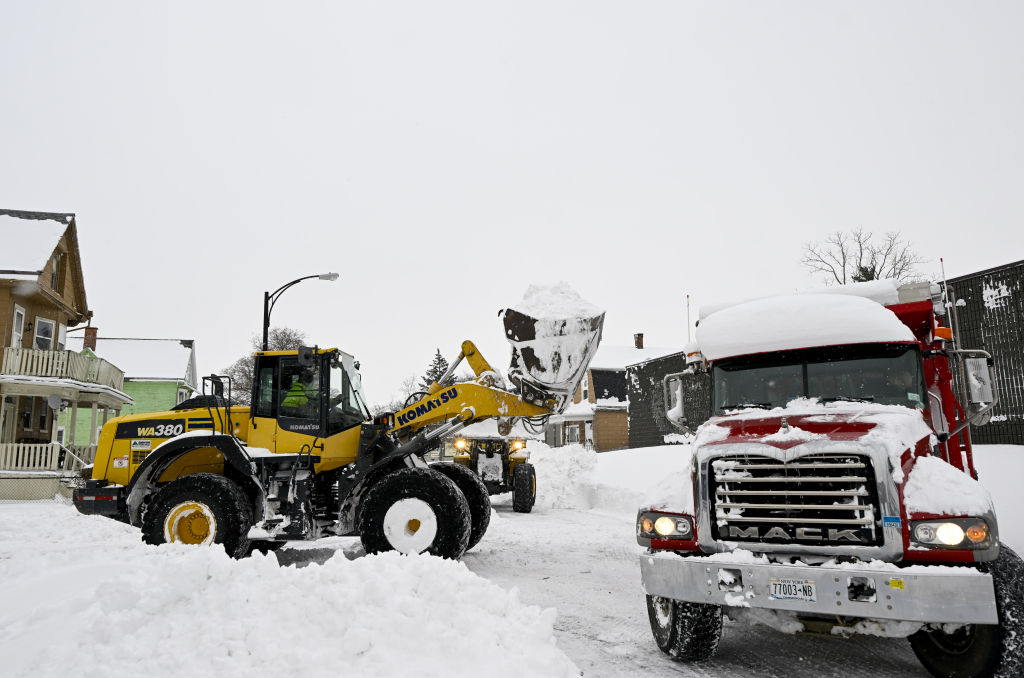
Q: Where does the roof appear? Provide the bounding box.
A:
[589,344,678,371]
[455,418,542,440]
[0,210,73,281]
[66,337,196,385]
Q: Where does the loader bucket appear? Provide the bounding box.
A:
[501,307,605,413]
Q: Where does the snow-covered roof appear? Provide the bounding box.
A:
[0,212,71,281]
[695,293,916,361]
[66,337,196,386]
[699,279,904,321]
[589,344,677,371]
[456,418,542,439]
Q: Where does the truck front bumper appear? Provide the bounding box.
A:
[640,551,998,625]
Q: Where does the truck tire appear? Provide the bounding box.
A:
[431,461,491,551]
[512,463,536,513]
[141,473,252,558]
[358,467,471,559]
[646,595,723,662]
[909,543,1024,678]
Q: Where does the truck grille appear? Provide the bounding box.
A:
[709,454,882,546]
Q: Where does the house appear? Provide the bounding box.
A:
[60,335,198,444]
[546,334,676,452]
[0,209,131,493]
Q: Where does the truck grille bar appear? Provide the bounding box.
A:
[710,454,882,546]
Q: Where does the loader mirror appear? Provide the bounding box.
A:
[297,346,316,367]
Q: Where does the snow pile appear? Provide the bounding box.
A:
[530,442,695,515]
[0,505,579,678]
[508,282,602,320]
[904,455,993,516]
[695,293,915,361]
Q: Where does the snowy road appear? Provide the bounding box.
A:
[3,444,1020,677]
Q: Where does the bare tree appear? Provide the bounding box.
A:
[802,228,927,285]
[222,327,307,404]
[370,374,421,415]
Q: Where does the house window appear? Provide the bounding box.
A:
[565,424,581,444]
[12,305,25,348]
[57,324,67,351]
[39,403,48,431]
[177,389,189,405]
[51,252,66,293]
[56,426,66,444]
[34,317,56,350]
[22,398,34,430]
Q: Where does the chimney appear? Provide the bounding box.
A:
[634,332,644,349]
[84,326,98,352]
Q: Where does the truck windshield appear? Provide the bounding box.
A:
[711,344,925,415]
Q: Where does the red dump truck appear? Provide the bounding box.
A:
[639,281,1022,678]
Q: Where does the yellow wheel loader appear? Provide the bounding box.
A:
[73,306,603,560]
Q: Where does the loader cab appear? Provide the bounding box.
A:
[249,347,370,470]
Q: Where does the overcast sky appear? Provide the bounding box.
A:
[3,1,1022,405]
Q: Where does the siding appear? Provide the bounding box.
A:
[947,260,1024,444]
[594,409,629,451]
[627,352,691,447]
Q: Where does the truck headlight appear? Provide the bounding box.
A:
[911,518,991,549]
[637,510,693,540]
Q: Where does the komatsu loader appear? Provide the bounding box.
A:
[73,304,604,560]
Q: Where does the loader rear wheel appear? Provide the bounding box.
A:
[646,595,723,662]
[359,467,471,559]
[141,473,252,558]
[431,462,491,551]
[512,463,536,513]
[909,543,1024,678]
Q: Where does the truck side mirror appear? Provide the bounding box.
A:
[964,355,996,425]
[663,373,687,430]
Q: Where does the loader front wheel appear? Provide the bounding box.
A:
[512,463,536,513]
[908,543,1024,678]
[359,467,471,559]
[431,462,491,551]
[141,473,252,558]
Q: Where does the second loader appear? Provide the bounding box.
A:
[74,289,604,560]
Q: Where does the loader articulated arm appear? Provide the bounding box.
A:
[390,301,605,443]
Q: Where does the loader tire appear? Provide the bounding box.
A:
[646,595,723,663]
[512,463,536,513]
[358,467,471,560]
[909,543,1024,678]
[430,462,491,551]
[141,473,252,558]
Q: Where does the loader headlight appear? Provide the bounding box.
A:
[911,518,992,549]
[511,440,525,451]
[454,439,467,451]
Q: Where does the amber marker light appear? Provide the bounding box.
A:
[641,517,655,534]
[966,524,989,543]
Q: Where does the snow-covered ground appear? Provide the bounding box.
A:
[1,443,1021,677]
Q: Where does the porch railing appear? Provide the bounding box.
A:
[0,443,97,472]
[1,348,124,391]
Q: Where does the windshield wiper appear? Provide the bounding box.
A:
[720,402,772,410]
[820,396,875,404]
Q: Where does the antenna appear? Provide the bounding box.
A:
[686,294,691,342]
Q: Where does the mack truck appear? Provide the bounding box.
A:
[73,297,604,561]
[639,280,1023,678]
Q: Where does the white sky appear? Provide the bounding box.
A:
[2,1,1022,405]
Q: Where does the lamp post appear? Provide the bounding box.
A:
[262,273,339,350]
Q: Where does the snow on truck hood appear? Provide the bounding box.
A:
[695,292,916,361]
[693,399,935,483]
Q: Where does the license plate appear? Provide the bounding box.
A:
[769,578,817,602]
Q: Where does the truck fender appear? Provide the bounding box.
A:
[124,433,266,527]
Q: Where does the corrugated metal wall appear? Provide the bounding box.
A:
[947,260,1024,445]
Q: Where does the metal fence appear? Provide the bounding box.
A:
[0,473,79,504]
[0,443,91,503]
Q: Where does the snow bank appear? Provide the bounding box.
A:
[530,443,695,515]
[695,293,915,361]
[904,455,993,516]
[0,505,579,678]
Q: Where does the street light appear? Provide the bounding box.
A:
[262,272,339,350]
